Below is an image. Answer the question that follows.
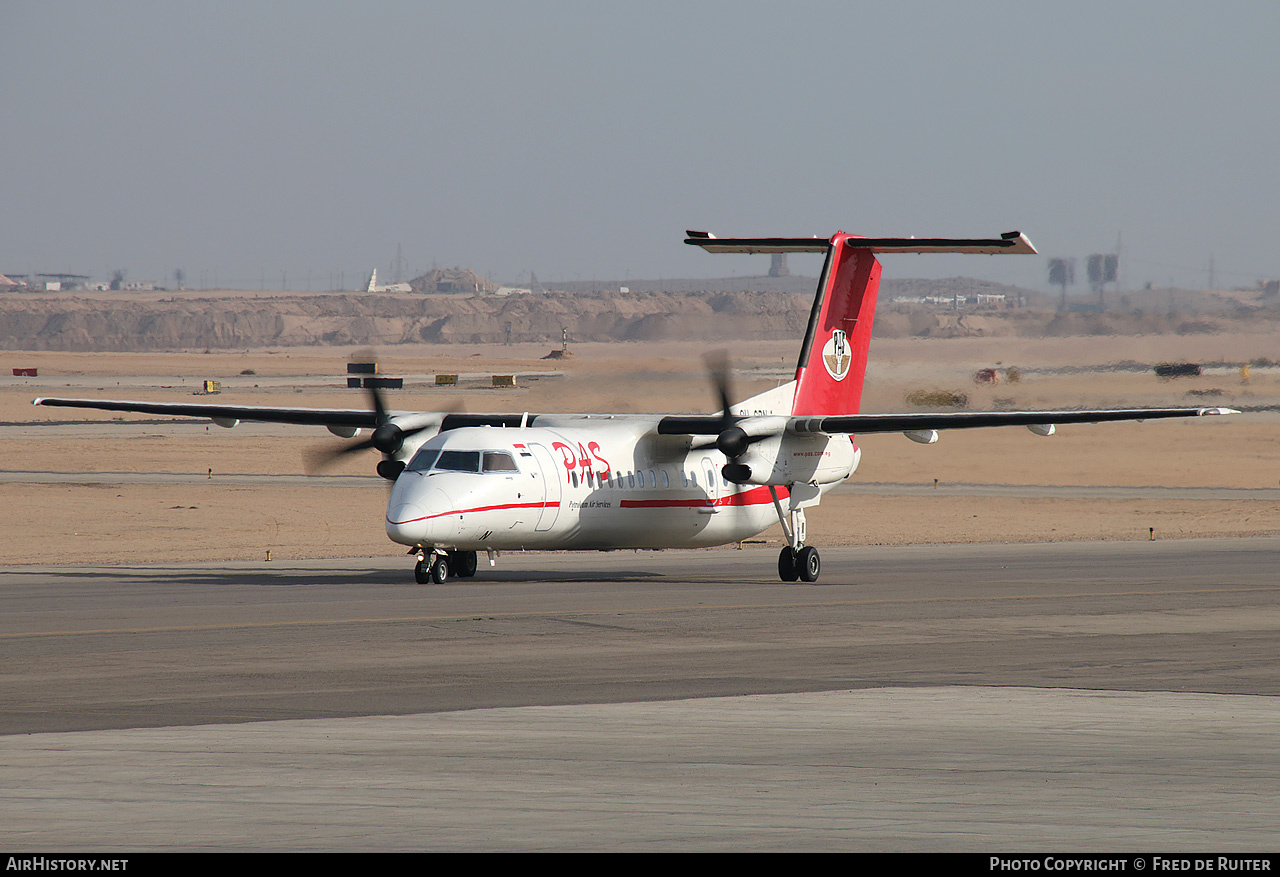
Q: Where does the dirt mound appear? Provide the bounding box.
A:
[1,289,1277,352]
[0,290,811,351]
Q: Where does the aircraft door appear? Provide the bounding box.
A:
[701,457,720,513]
[528,443,562,531]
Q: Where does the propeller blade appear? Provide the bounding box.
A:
[368,383,390,426]
[704,349,750,461]
[703,349,735,425]
[305,352,465,476]
[303,437,377,475]
[304,419,461,476]
[306,420,445,474]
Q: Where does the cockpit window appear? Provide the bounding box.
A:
[482,451,520,473]
[406,448,440,472]
[407,448,518,474]
[434,450,481,472]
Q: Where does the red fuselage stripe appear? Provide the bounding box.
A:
[387,501,557,525]
[619,485,788,509]
[389,485,791,523]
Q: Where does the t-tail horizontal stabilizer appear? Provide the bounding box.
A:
[685,230,1037,255]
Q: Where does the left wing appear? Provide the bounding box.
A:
[660,406,1239,440]
[789,406,1240,435]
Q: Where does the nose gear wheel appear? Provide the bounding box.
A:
[414,550,479,584]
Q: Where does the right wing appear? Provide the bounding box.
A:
[33,397,380,430]
[32,396,542,433]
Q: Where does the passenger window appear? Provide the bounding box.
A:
[627,472,635,489]
[680,470,688,488]
[661,470,669,488]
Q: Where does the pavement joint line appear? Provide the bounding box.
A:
[3,585,1278,640]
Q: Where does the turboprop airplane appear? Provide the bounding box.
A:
[34,230,1237,584]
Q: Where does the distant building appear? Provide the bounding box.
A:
[0,273,91,291]
[410,267,499,295]
[38,273,90,291]
[890,292,1009,309]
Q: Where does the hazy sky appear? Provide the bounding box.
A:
[3,1,1277,291]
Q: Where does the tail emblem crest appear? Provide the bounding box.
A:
[822,329,851,382]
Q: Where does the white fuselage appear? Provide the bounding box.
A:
[384,419,859,553]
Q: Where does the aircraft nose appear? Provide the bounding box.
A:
[386,485,454,546]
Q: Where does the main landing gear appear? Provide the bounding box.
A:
[769,486,821,583]
[413,549,478,585]
[778,544,821,583]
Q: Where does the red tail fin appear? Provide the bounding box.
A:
[684,228,1036,414]
[790,233,881,415]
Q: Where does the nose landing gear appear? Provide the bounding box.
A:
[413,549,479,584]
[414,552,449,584]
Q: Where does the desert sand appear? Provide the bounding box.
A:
[3,333,1278,566]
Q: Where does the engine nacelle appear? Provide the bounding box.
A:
[377,459,406,481]
[722,433,858,486]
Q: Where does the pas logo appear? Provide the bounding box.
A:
[822,329,851,381]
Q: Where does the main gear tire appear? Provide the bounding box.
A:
[778,546,800,582]
[454,550,478,578]
[797,546,821,583]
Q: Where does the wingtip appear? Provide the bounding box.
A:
[1003,231,1038,255]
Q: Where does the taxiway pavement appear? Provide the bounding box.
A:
[2,538,1278,850]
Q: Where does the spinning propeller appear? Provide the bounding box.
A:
[704,351,755,482]
[305,356,457,479]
